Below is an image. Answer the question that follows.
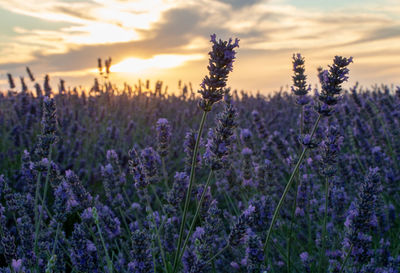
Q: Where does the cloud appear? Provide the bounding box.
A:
[0,0,399,92]
[217,0,264,9]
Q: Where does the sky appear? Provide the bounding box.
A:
[0,0,399,94]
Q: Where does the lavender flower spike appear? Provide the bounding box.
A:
[291,53,311,105]
[156,118,172,157]
[35,96,58,159]
[317,56,353,116]
[198,34,239,111]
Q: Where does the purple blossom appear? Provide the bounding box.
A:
[156,118,172,157]
[198,34,239,111]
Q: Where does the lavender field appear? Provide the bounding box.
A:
[0,35,399,273]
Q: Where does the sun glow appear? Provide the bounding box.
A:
[110,54,204,73]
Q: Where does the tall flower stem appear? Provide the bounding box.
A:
[33,172,42,261]
[321,177,330,270]
[92,207,114,273]
[263,114,321,256]
[205,243,230,264]
[173,111,208,271]
[177,170,213,265]
[339,244,353,273]
[287,178,299,273]
[145,193,169,273]
[34,147,53,270]
[287,105,305,272]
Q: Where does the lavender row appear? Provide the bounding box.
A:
[0,35,399,272]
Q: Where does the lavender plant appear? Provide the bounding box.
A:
[0,34,399,273]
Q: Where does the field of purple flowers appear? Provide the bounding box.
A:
[0,35,399,273]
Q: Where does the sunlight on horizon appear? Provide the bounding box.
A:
[109,54,204,74]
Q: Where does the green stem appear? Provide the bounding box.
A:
[287,177,299,273]
[51,224,61,257]
[205,243,230,264]
[119,207,133,240]
[263,114,321,256]
[150,185,166,215]
[177,171,213,263]
[366,100,398,167]
[151,239,157,273]
[339,244,353,273]
[34,146,53,269]
[145,194,169,273]
[172,111,208,272]
[93,208,114,273]
[321,177,330,270]
[288,103,304,272]
[33,172,42,258]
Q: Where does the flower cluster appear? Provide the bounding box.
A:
[198,34,239,111]
[291,53,311,105]
[317,56,353,116]
[1,35,399,273]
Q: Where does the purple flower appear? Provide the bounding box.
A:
[65,170,93,209]
[198,34,239,111]
[26,66,35,81]
[11,259,22,272]
[317,56,353,116]
[140,147,160,183]
[156,118,172,157]
[34,96,58,160]
[342,167,382,267]
[229,204,255,247]
[300,252,309,263]
[251,110,268,139]
[291,53,311,105]
[242,148,254,186]
[70,223,99,272]
[129,148,149,189]
[7,73,15,89]
[183,130,202,173]
[129,229,153,273]
[204,99,237,170]
[166,172,188,211]
[245,230,266,273]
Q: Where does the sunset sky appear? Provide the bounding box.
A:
[0,0,399,94]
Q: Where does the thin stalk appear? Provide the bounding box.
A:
[177,171,213,263]
[118,207,133,240]
[150,185,166,215]
[307,199,312,250]
[93,208,114,273]
[321,177,330,270]
[367,100,397,167]
[263,114,321,255]
[51,224,61,257]
[287,177,299,273]
[270,238,302,273]
[205,243,230,264]
[34,146,53,269]
[33,172,42,255]
[287,103,303,273]
[172,111,208,272]
[145,194,169,273]
[339,244,353,273]
[224,192,240,216]
[151,239,157,273]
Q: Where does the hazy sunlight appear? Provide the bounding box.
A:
[110,54,204,73]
